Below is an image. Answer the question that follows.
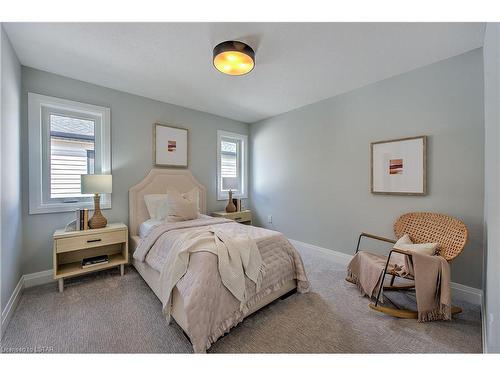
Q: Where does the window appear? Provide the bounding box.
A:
[28,93,111,214]
[217,130,248,200]
[50,115,95,198]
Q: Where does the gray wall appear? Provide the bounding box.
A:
[250,49,484,289]
[1,26,22,312]
[20,67,248,275]
[483,23,500,353]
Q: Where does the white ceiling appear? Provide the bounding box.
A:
[4,23,485,123]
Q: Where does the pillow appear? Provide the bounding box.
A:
[393,233,439,261]
[166,189,198,222]
[182,188,200,211]
[144,194,168,220]
[390,234,412,266]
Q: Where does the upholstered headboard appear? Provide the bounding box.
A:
[128,169,207,237]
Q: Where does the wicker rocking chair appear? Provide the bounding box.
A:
[353,212,468,319]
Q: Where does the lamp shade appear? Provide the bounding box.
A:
[222,176,239,191]
[81,174,112,194]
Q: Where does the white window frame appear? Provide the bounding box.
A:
[217,130,248,200]
[28,93,111,214]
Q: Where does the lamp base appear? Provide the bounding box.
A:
[89,194,108,229]
[89,212,107,229]
[225,190,236,213]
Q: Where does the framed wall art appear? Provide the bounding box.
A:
[371,135,427,196]
[153,123,188,167]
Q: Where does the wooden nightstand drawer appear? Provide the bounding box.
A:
[212,210,252,224]
[56,229,127,254]
[228,211,252,222]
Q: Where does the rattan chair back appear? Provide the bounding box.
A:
[394,212,468,262]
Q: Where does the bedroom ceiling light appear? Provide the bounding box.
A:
[213,41,255,76]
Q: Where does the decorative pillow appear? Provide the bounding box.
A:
[144,194,168,220]
[393,234,439,258]
[182,188,200,211]
[390,234,412,266]
[166,189,198,222]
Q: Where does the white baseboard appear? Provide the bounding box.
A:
[23,269,53,289]
[1,269,54,337]
[290,239,352,266]
[1,276,24,338]
[450,282,483,306]
[290,238,483,306]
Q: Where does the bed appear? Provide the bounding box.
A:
[129,168,309,352]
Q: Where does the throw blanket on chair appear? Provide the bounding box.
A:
[347,251,389,300]
[347,251,452,322]
[409,252,451,322]
[159,227,265,321]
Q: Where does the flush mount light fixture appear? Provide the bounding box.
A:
[213,41,255,76]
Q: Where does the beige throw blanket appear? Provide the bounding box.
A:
[347,251,387,300]
[133,217,232,262]
[159,227,265,321]
[347,251,451,322]
[410,252,451,322]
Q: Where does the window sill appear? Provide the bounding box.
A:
[29,200,111,215]
[217,194,248,201]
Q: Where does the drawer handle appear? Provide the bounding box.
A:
[87,238,102,243]
[234,217,242,220]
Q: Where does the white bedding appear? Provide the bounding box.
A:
[139,214,212,238]
[139,219,164,238]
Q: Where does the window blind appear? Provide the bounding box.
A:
[221,140,239,191]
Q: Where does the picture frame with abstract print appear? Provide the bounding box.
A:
[371,135,427,196]
[153,123,188,168]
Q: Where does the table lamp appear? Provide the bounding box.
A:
[81,174,112,229]
[222,176,239,213]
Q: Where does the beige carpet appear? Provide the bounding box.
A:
[0,247,482,353]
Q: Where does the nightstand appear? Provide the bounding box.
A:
[212,210,252,225]
[53,223,128,292]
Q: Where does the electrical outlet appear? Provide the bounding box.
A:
[267,214,273,223]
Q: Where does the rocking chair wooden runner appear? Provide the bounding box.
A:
[354,212,468,319]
